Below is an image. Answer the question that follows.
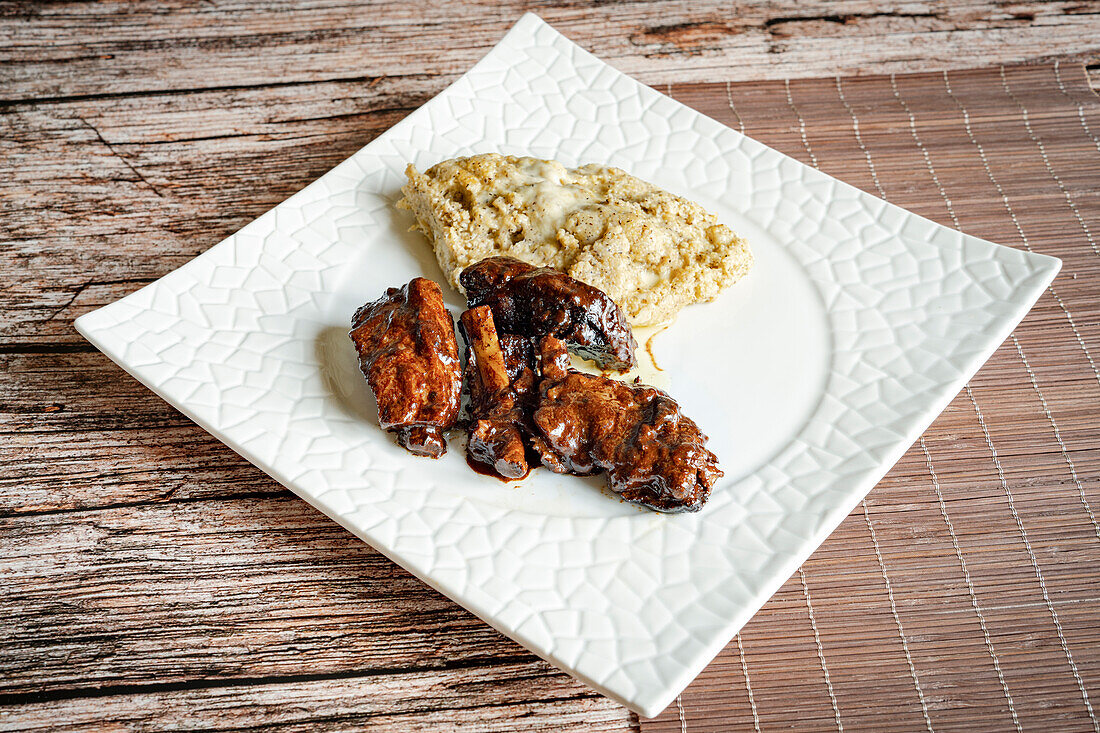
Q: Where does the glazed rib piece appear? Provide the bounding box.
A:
[531,337,722,512]
[460,256,638,372]
[459,306,537,480]
[349,277,461,458]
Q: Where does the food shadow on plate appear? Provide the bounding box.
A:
[314,325,379,428]
[338,180,464,310]
[385,193,445,279]
[323,185,458,434]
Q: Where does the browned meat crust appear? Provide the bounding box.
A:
[530,337,721,513]
[349,277,461,458]
[460,256,638,372]
[349,273,720,512]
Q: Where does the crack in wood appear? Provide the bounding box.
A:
[0,655,545,707]
[0,491,291,520]
[0,73,408,109]
[112,105,419,147]
[762,11,939,30]
[43,281,94,324]
[40,277,159,325]
[77,115,163,198]
[0,343,100,355]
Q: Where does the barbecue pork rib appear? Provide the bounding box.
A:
[349,277,461,458]
[460,256,637,372]
[459,305,538,480]
[530,337,721,512]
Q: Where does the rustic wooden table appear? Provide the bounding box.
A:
[4,2,1100,731]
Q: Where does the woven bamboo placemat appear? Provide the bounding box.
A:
[641,63,1100,732]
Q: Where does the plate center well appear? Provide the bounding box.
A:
[325,191,830,518]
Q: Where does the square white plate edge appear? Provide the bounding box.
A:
[73,12,1063,719]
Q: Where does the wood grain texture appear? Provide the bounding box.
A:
[2,496,538,694]
[0,662,636,732]
[3,2,1100,730]
[2,0,1100,100]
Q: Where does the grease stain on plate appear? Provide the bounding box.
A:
[568,322,672,389]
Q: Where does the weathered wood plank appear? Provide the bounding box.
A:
[0,661,637,732]
[0,80,420,346]
[2,1,1098,101]
[0,496,534,695]
[0,425,272,514]
[1,351,204,436]
[0,347,277,513]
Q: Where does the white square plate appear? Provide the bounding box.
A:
[76,14,1059,718]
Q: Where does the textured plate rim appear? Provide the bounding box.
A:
[75,13,1062,719]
